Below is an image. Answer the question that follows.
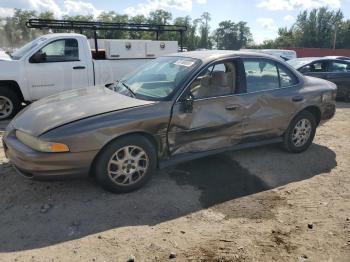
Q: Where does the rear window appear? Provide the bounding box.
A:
[243,58,298,93]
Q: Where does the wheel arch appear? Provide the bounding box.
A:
[89,131,160,176]
[0,80,24,102]
[301,105,321,126]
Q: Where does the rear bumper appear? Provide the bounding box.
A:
[3,132,98,179]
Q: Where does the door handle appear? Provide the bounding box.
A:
[73,66,86,70]
[292,96,304,102]
[225,104,241,111]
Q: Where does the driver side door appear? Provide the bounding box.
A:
[25,38,89,100]
[167,59,246,156]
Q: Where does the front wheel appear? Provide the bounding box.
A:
[94,135,157,193]
[0,89,22,120]
[283,111,317,153]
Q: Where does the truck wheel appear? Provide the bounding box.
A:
[0,89,22,120]
[282,110,317,153]
[94,135,157,193]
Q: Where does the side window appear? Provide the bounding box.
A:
[243,59,279,92]
[189,61,237,99]
[277,64,298,87]
[310,61,328,72]
[330,61,350,72]
[37,39,79,62]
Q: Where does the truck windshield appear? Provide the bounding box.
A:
[11,37,47,60]
[114,56,201,100]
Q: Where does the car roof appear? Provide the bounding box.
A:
[42,33,86,39]
[324,56,350,60]
[167,50,280,63]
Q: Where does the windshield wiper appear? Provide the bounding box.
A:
[121,82,136,98]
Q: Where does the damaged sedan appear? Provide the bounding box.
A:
[3,51,337,193]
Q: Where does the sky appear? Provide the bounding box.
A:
[0,0,350,43]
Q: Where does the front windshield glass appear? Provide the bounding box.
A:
[113,56,201,100]
[11,37,47,60]
[287,58,315,68]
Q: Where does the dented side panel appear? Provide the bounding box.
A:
[238,86,302,141]
[168,96,245,155]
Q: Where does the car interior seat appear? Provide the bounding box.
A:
[196,63,236,98]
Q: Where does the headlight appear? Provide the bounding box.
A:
[15,130,69,153]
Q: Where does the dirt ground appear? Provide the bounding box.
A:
[0,103,349,262]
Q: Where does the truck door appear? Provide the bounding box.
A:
[25,38,89,100]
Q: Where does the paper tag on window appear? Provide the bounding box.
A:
[174,60,195,67]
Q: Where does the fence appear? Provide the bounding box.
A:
[287,48,350,58]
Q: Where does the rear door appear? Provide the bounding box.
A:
[239,58,301,141]
[168,59,246,155]
[327,60,350,99]
[25,38,89,100]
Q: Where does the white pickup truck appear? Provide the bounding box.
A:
[0,33,178,119]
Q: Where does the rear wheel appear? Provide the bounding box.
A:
[0,88,22,120]
[283,110,317,153]
[94,135,157,193]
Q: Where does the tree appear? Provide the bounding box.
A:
[149,9,172,25]
[198,12,211,49]
[213,20,252,50]
[337,20,350,48]
[293,7,343,48]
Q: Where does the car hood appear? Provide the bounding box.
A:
[11,86,154,136]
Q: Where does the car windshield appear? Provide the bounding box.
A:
[113,56,201,100]
[11,37,47,60]
[287,58,316,69]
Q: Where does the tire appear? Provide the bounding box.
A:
[94,135,157,193]
[0,88,22,120]
[282,110,317,153]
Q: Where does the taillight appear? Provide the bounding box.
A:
[331,90,337,100]
[321,92,335,102]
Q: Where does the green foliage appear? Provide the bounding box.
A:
[213,21,252,50]
[0,9,253,51]
[256,7,350,49]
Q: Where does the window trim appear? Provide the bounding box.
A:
[241,57,299,94]
[329,60,350,73]
[29,38,80,64]
[276,62,299,88]
[180,58,240,102]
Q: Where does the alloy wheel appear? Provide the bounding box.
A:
[0,96,13,119]
[107,145,149,186]
[291,118,312,147]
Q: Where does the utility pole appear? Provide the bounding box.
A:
[333,25,337,50]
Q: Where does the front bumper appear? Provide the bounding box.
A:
[3,130,98,179]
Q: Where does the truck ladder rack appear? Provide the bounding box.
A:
[26,19,187,53]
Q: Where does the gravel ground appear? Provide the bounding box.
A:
[0,103,349,262]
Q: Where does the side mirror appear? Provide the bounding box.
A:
[182,92,194,113]
[29,51,46,63]
[299,66,310,74]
